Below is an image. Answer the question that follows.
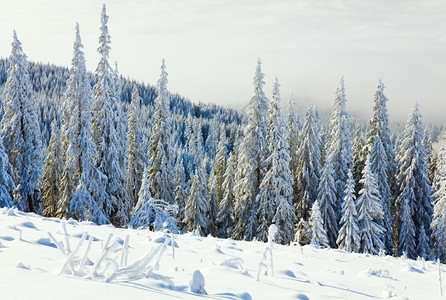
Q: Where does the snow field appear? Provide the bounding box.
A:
[0,207,443,299]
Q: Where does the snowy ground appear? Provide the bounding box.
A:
[0,207,443,300]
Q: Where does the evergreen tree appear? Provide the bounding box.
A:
[364,80,396,254]
[287,95,299,204]
[431,137,446,262]
[207,168,217,236]
[396,103,433,259]
[423,129,436,185]
[326,77,353,212]
[213,128,227,206]
[216,152,236,238]
[1,31,43,213]
[336,169,360,252]
[126,84,144,210]
[173,155,186,223]
[146,59,174,203]
[92,5,129,226]
[357,156,385,255]
[0,135,15,208]
[295,105,322,220]
[42,121,63,217]
[183,159,210,236]
[58,23,108,224]
[369,133,393,254]
[256,78,295,243]
[352,126,365,196]
[316,154,338,248]
[310,199,329,248]
[129,167,178,232]
[233,59,269,241]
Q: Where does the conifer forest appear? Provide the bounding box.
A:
[2,4,446,264]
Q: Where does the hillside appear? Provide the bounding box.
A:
[0,207,443,299]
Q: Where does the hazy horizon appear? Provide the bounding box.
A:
[1,0,445,123]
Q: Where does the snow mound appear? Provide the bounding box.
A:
[189,270,206,294]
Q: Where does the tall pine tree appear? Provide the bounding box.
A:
[92,5,129,226]
[233,59,269,241]
[396,103,432,259]
[1,31,43,213]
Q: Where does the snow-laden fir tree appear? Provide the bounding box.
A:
[326,77,353,213]
[396,103,433,259]
[295,105,322,220]
[368,133,393,254]
[336,169,360,252]
[183,159,210,236]
[146,59,174,204]
[256,78,295,243]
[129,167,178,232]
[42,121,63,217]
[364,80,397,198]
[431,136,446,262]
[352,126,365,196]
[357,155,385,255]
[233,59,269,241]
[57,23,108,224]
[173,155,186,223]
[423,129,436,185]
[0,135,15,208]
[1,31,44,213]
[126,84,144,210]
[287,95,299,203]
[207,168,217,236]
[316,153,338,248]
[92,5,129,226]
[216,152,236,238]
[310,199,329,248]
[112,62,128,178]
[364,80,396,254]
[213,128,227,207]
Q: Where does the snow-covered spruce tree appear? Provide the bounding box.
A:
[1,31,44,213]
[336,169,360,252]
[396,103,433,259]
[295,105,322,220]
[423,130,436,186]
[0,135,15,208]
[112,62,128,177]
[364,80,396,254]
[256,78,295,243]
[183,159,210,236]
[352,126,365,196]
[57,23,108,224]
[326,77,353,214]
[42,121,63,217]
[213,128,227,207]
[216,152,236,238]
[364,80,397,198]
[207,168,217,236]
[126,84,144,210]
[431,137,446,262]
[287,95,299,203]
[129,167,178,232]
[368,132,393,254]
[173,155,186,224]
[233,59,269,241]
[357,155,385,255]
[310,199,329,248]
[92,5,129,226]
[146,59,174,204]
[316,153,338,248]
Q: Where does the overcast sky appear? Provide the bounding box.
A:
[0,0,446,122]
